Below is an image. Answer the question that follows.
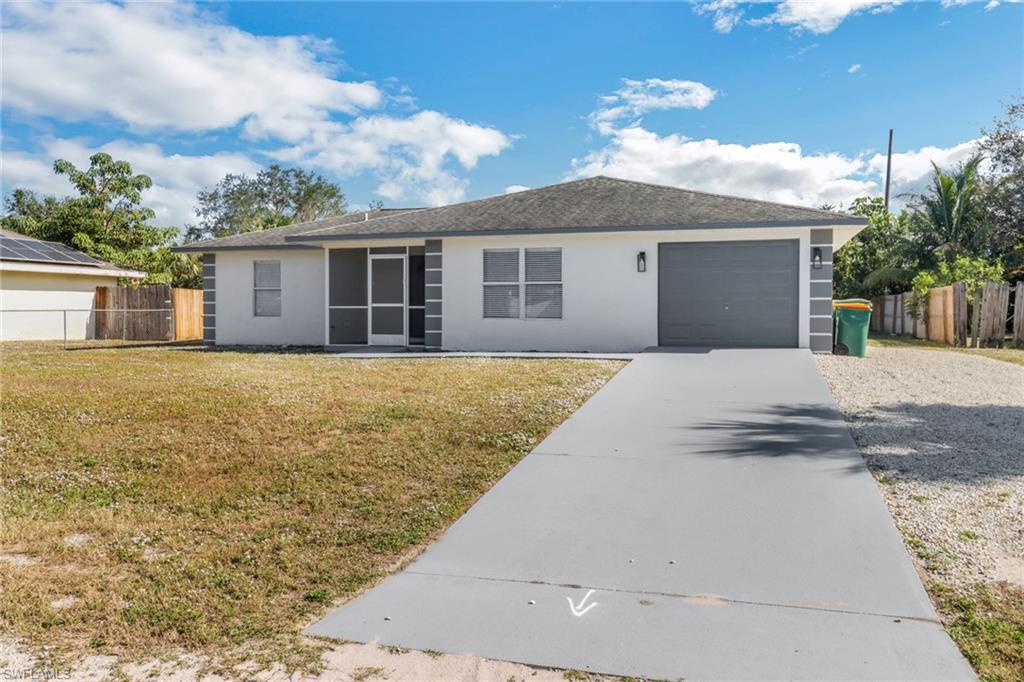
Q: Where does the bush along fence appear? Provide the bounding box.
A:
[871,281,1022,348]
[94,285,203,342]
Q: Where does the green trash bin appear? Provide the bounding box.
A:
[832,304,872,357]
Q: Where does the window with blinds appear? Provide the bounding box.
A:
[483,249,519,318]
[253,260,282,317]
[482,248,562,319]
[525,248,562,319]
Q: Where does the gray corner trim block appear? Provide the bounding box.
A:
[810,263,834,281]
[810,317,834,334]
[810,228,834,245]
[424,331,442,348]
[809,334,833,353]
[810,299,833,316]
[810,281,834,299]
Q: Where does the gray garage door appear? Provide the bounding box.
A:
[659,240,799,347]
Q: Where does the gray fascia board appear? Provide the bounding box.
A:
[284,218,868,243]
[172,243,322,253]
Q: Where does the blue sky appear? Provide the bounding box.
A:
[2,1,1021,230]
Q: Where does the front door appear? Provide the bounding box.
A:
[369,255,406,345]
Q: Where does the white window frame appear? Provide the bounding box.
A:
[253,260,282,317]
[482,247,562,320]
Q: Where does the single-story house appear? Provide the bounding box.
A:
[0,229,145,341]
[174,176,867,353]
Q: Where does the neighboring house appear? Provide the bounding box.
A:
[174,177,867,353]
[0,229,145,341]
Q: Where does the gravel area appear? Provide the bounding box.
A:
[815,346,1024,589]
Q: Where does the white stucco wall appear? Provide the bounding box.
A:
[213,249,325,345]
[441,228,812,352]
[0,269,120,340]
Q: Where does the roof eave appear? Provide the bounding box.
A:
[284,217,868,243]
[171,243,321,253]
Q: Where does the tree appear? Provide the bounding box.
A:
[977,97,1024,280]
[833,197,912,297]
[185,165,346,242]
[906,153,989,266]
[1,153,200,287]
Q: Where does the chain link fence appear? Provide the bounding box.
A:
[0,308,202,349]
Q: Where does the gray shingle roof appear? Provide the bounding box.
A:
[178,176,865,252]
[173,208,421,252]
[286,176,864,242]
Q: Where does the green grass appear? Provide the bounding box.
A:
[868,335,1024,368]
[931,582,1024,682]
[0,343,622,671]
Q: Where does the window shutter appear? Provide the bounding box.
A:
[254,261,281,288]
[525,284,562,319]
[525,248,561,282]
[483,285,520,318]
[483,249,519,282]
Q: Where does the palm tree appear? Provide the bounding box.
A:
[910,153,986,261]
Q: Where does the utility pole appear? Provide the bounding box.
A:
[883,128,894,212]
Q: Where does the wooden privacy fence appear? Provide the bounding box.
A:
[172,288,203,340]
[871,280,1019,348]
[94,285,203,341]
[1015,281,1024,348]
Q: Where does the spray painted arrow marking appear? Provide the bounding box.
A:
[566,589,599,617]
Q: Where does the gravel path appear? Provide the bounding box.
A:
[815,347,1024,589]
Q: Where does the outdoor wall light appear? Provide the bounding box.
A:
[637,251,647,272]
[812,247,823,270]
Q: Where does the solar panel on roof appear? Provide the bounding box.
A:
[0,235,105,267]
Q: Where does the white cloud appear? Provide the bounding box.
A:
[1,138,260,228]
[692,0,746,32]
[866,139,984,200]
[573,80,981,209]
[0,2,381,137]
[848,63,863,73]
[694,0,1019,34]
[590,78,717,134]
[0,1,513,207]
[753,1,904,33]
[570,127,875,207]
[504,185,531,194]
[270,111,511,206]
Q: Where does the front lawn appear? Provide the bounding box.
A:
[0,344,622,672]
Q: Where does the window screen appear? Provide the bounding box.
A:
[483,248,562,319]
[525,284,562,319]
[483,249,520,318]
[254,260,282,317]
[525,249,562,319]
[525,248,561,283]
[483,285,520,318]
[483,249,519,282]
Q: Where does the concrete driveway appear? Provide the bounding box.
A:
[309,349,973,680]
